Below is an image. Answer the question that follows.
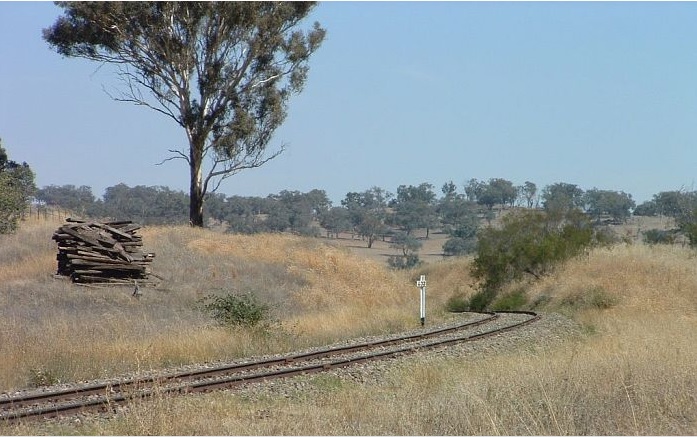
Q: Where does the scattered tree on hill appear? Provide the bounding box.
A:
[220,195,268,234]
[442,214,479,256]
[632,199,658,217]
[391,182,438,237]
[464,178,484,202]
[0,140,36,233]
[389,231,422,257]
[670,191,697,248]
[44,2,326,227]
[652,191,696,218]
[263,189,329,235]
[477,178,518,210]
[583,189,635,224]
[541,182,585,218]
[202,192,228,222]
[438,195,476,233]
[441,180,459,200]
[632,190,697,247]
[342,187,391,248]
[387,232,423,270]
[438,192,480,256]
[519,181,537,208]
[319,206,352,238]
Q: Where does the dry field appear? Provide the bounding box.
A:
[319,228,450,264]
[1,215,696,435]
[322,212,677,264]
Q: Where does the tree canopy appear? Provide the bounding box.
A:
[0,140,36,233]
[392,183,438,236]
[583,189,635,223]
[44,2,326,226]
[341,187,391,248]
[541,182,585,218]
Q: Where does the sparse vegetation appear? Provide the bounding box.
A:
[2,218,697,435]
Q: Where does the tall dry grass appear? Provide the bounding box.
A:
[0,222,436,392]
[3,222,696,435]
[30,307,695,435]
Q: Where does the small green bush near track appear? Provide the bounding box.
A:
[198,292,268,328]
[445,293,469,312]
[492,289,528,311]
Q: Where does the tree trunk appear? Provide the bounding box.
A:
[189,140,205,227]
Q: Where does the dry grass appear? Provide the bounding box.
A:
[0,221,435,391]
[2,219,697,435]
[29,310,695,435]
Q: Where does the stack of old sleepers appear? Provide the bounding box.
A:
[52,218,158,285]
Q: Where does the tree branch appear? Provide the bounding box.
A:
[156,148,190,166]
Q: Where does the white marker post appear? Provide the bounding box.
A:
[416,274,427,326]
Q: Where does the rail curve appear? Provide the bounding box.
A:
[0,311,539,424]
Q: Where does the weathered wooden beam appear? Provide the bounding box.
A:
[69,260,144,270]
[103,220,134,226]
[59,226,100,247]
[88,222,136,241]
[66,254,125,264]
[117,224,141,233]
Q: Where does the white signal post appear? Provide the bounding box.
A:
[416,274,427,326]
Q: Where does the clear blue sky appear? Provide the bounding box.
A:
[2,1,697,205]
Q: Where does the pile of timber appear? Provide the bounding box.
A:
[52,218,158,285]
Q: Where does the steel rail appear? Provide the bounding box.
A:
[0,312,498,410]
[0,311,537,424]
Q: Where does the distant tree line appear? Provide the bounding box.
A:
[31,177,697,254]
[35,183,189,225]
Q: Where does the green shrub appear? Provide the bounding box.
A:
[559,286,618,312]
[585,286,618,309]
[387,254,422,270]
[29,368,61,387]
[492,289,528,311]
[470,209,600,310]
[467,288,497,311]
[445,294,469,312]
[198,292,268,328]
[684,222,697,248]
[472,210,594,292]
[643,228,676,245]
[0,141,36,234]
[530,293,552,310]
[442,236,477,256]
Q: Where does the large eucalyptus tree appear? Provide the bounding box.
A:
[44,2,325,226]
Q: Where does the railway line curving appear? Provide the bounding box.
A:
[0,311,540,424]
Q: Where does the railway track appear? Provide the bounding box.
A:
[0,311,539,424]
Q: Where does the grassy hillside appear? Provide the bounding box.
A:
[2,217,696,434]
[0,219,461,392]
